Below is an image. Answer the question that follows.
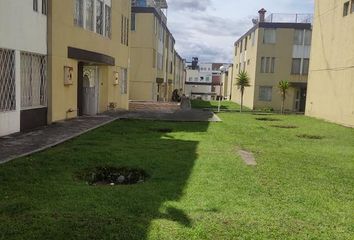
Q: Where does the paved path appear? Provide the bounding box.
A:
[0,103,220,164]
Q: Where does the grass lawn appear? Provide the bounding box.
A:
[0,112,353,239]
[191,99,242,111]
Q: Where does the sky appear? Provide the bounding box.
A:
[167,0,314,63]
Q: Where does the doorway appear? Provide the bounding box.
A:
[78,65,99,116]
[295,88,307,112]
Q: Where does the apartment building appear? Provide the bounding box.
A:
[221,65,234,100]
[0,0,131,137]
[211,63,230,100]
[48,0,131,123]
[306,0,354,127]
[231,9,312,112]
[0,0,47,137]
[185,61,213,100]
[130,0,185,102]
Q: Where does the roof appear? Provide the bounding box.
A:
[234,22,312,46]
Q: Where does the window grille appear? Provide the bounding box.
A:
[20,52,47,109]
[96,0,104,34]
[259,86,272,102]
[105,5,112,38]
[120,68,128,94]
[0,49,16,112]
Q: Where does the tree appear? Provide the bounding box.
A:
[235,71,251,112]
[278,80,290,114]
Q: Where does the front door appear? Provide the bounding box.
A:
[299,88,307,112]
[82,66,99,116]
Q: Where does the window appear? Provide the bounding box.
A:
[96,0,104,34]
[240,41,243,53]
[260,57,266,73]
[131,13,136,31]
[244,37,248,51]
[270,57,275,73]
[105,4,112,38]
[0,49,16,112]
[170,62,173,74]
[188,77,193,82]
[206,76,210,81]
[351,0,354,13]
[74,0,84,27]
[291,58,301,74]
[304,30,312,45]
[85,0,94,31]
[263,29,276,44]
[294,29,304,45]
[42,0,47,15]
[265,57,270,73]
[302,59,310,75]
[33,0,38,11]
[259,87,272,102]
[343,1,350,16]
[252,31,256,46]
[152,49,156,68]
[20,52,47,109]
[120,68,128,94]
[194,77,198,82]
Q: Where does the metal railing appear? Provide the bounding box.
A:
[265,13,313,24]
[132,0,167,23]
[0,49,16,112]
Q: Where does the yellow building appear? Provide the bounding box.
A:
[306,0,354,127]
[231,9,312,112]
[47,0,130,123]
[129,1,184,102]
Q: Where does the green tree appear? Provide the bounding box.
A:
[235,71,251,112]
[278,80,290,114]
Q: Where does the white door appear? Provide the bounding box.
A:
[82,66,99,116]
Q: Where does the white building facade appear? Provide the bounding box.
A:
[0,0,47,136]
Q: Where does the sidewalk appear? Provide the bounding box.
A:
[0,115,116,164]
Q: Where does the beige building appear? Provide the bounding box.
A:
[129,1,184,102]
[231,9,313,112]
[306,0,354,127]
[48,0,131,123]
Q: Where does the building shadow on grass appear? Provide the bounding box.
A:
[0,119,209,239]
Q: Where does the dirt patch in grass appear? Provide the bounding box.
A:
[151,128,173,133]
[76,166,149,186]
[252,113,274,116]
[256,117,281,122]
[297,134,324,140]
[272,125,298,129]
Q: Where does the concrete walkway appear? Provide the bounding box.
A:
[0,103,221,164]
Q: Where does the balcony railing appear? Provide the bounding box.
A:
[265,13,313,24]
[132,0,167,23]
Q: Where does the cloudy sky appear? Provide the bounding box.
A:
[167,0,314,63]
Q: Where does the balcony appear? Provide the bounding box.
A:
[265,13,313,24]
[132,0,168,23]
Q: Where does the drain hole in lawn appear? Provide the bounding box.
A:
[76,167,149,186]
[297,134,324,140]
[152,128,173,133]
[272,125,298,129]
[256,117,281,122]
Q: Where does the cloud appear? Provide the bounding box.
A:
[168,0,212,12]
[167,0,314,63]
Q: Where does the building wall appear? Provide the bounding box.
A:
[48,0,130,123]
[232,25,311,111]
[129,13,156,101]
[306,0,354,127]
[231,28,259,108]
[0,0,47,136]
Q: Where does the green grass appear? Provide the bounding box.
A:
[191,100,242,111]
[0,112,354,239]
